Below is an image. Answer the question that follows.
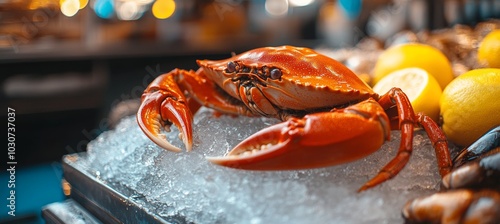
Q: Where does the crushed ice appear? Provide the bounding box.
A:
[77,107,444,223]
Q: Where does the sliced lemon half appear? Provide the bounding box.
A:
[373,67,442,122]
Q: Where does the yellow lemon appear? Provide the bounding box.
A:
[373,43,454,90]
[477,29,500,68]
[440,68,500,147]
[373,67,442,122]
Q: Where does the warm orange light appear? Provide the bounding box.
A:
[78,0,88,9]
[29,0,58,10]
[152,0,176,19]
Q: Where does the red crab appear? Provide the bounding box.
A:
[137,46,452,191]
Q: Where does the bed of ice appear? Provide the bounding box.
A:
[43,200,100,224]
[75,107,447,223]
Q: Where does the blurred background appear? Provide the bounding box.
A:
[0,0,499,223]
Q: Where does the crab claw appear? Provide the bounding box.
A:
[207,121,294,169]
[207,105,390,170]
[137,77,193,152]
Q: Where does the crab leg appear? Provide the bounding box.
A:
[207,98,392,170]
[358,88,452,191]
[138,68,257,152]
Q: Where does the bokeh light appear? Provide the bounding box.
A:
[78,0,89,9]
[136,0,155,4]
[289,0,314,7]
[60,0,80,17]
[338,0,362,19]
[117,1,141,21]
[265,0,289,17]
[94,0,114,19]
[29,0,58,10]
[152,0,176,19]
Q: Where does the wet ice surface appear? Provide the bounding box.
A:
[78,107,445,223]
[43,200,100,224]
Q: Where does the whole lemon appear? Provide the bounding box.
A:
[477,29,500,68]
[373,43,454,90]
[440,68,500,147]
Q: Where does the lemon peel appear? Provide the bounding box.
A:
[373,43,454,90]
[440,68,500,146]
[477,29,500,68]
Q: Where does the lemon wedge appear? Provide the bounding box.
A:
[373,67,442,122]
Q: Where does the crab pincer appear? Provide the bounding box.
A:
[207,99,391,171]
[137,71,194,152]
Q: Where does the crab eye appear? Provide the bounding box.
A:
[269,68,282,80]
[227,61,237,73]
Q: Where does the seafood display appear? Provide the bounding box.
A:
[137,45,452,192]
[403,126,500,224]
[135,20,500,222]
